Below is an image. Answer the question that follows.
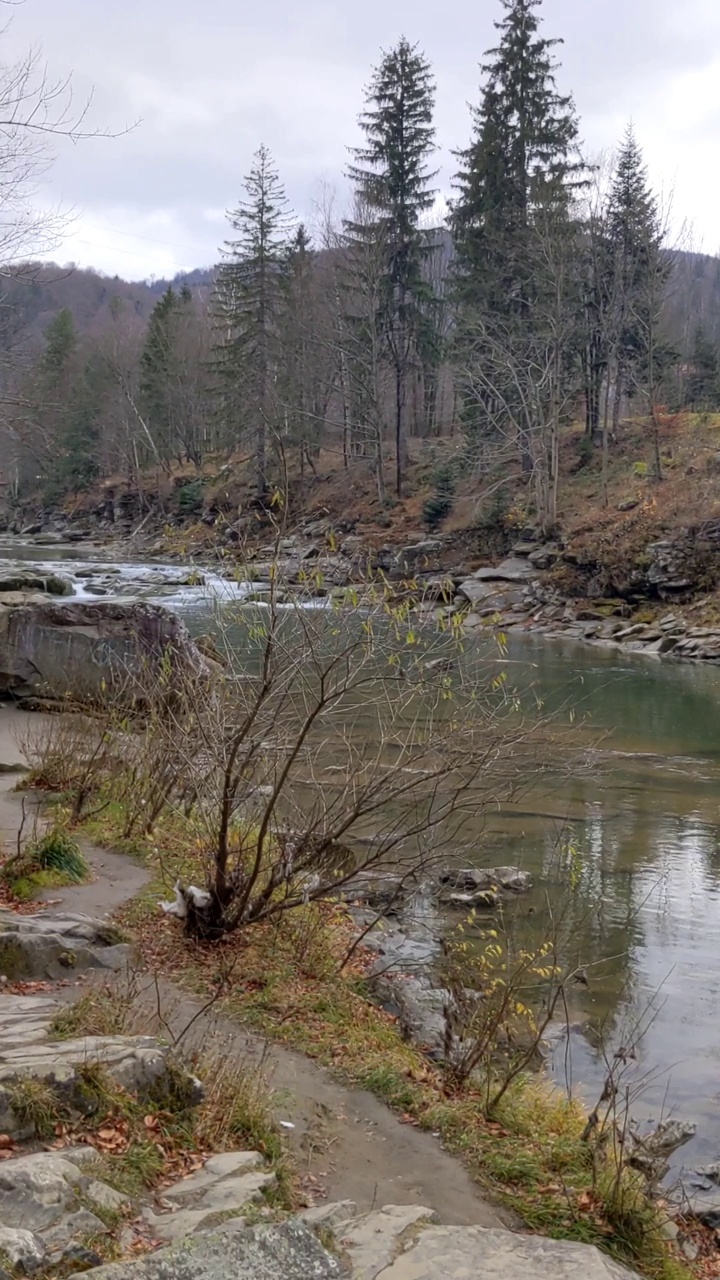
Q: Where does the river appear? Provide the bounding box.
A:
[3,540,720,1181]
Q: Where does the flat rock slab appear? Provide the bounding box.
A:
[374,1225,640,1279]
[338,1205,437,1280]
[65,1218,343,1280]
[0,910,131,980]
[0,992,201,1139]
[143,1150,276,1243]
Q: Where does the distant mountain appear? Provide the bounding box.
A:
[3,245,720,359]
[147,266,215,296]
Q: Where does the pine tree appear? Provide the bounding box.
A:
[346,37,437,496]
[452,0,582,311]
[212,146,293,498]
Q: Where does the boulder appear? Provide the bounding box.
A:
[0,600,213,706]
[372,972,449,1056]
[0,989,203,1139]
[372,1225,641,1279]
[0,1150,129,1249]
[0,570,72,597]
[65,1219,342,1280]
[395,540,444,575]
[456,580,526,610]
[0,910,131,980]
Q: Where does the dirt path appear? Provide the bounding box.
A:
[0,704,509,1230]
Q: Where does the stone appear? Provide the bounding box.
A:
[0,991,202,1140]
[617,498,639,512]
[362,929,438,971]
[0,1151,108,1245]
[371,973,448,1056]
[143,1157,276,1243]
[0,571,72,597]
[65,1218,342,1280]
[437,867,532,895]
[61,1244,105,1270]
[473,557,536,582]
[300,1200,358,1230]
[375,1225,641,1279]
[0,1225,47,1273]
[528,544,561,569]
[338,1205,437,1280]
[394,541,444,574]
[0,600,215,707]
[0,910,131,980]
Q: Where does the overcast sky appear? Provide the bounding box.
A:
[5,0,720,280]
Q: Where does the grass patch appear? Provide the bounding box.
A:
[51,987,135,1040]
[31,828,89,881]
[1,825,90,903]
[8,1077,62,1138]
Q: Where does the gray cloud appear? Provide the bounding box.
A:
[4,0,720,277]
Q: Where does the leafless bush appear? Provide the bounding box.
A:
[129,568,569,942]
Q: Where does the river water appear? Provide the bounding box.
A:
[4,541,720,1180]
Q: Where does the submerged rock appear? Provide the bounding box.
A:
[437,867,532,895]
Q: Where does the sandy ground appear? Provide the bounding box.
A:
[0,702,508,1229]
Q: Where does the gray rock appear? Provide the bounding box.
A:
[61,1244,105,1270]
[371,973,448,1056]
[0,918,131,981]
[0,571,72,597]
[0,1151,108,1244]
[0,1225,47,1273]
[338,1204,437,1279]
[437,866,532,895]
[395,541,444,574]
[473,557,536,582]
[0,990,201,1139]
[301,1200,358,1230]
[0,600,214,706]
[64,1218,342,1280]
[374,1225,640,1279]
[455,580,526,610]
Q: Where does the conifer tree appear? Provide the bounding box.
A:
[212,146,293,498]
[346,37,437,496]
[604,124,666,433]
[451,0,584,478]
[452,0,582,311]
[686,324,719,410]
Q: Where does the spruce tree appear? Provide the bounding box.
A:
[140,286,180,462]
[346,37,437,496]
[451,0,584,473]
[452,0,582,311]
[211,146,293,498]
[605,124,666,433]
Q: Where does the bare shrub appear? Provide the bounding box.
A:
[131,568,569,941]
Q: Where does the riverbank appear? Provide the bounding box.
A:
[50,796,688,1279]
[0,699,712,1276]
